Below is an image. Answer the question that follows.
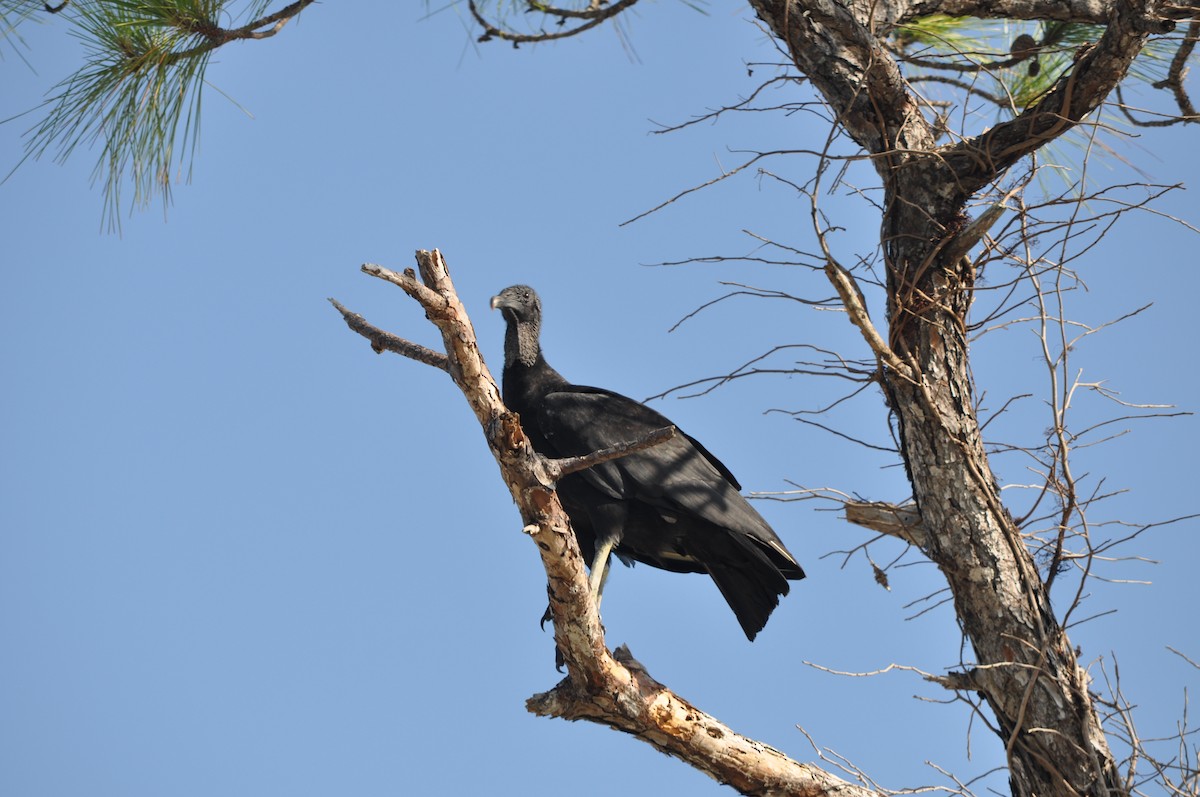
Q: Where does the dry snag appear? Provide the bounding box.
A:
[332,249,883,797]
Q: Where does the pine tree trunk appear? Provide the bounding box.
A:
[881,184,1125,797]
[741,0,1163,791]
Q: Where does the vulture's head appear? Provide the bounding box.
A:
[490,284,542,327]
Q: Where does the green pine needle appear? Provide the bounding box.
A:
[21,1,230,230]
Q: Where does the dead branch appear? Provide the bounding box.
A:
[328,298,449,371]
[334,249,887,797]
[824,259,912,379]
[469,0,639,45]
[546,426,676,481]
[843,501,928,548]
[803,659,975,692]
[1168,647,1200,670]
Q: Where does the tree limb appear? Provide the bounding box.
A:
[843,500,929,548]
[529,647,882,797]
[897,0,1197,24]
[824,260,912,379]
[545,426,677,481]
[166,0,317,63]
[337,249,890,797]
[945,0,1171,193]
[469,0,639,45]
[328,298,450,371]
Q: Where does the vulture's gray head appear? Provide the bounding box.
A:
[491,284,545,366]
[490,284,542,326]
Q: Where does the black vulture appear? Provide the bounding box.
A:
[491,284,805,640]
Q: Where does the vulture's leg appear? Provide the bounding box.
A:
[588,535,617,608]
[583,499,625,610]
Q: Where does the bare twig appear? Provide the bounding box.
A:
[468,0,639,45]
[328,298,450,371]
[1167,647,1200,670]
[545,426,676,481]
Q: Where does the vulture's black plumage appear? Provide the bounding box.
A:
[491,285,805,640]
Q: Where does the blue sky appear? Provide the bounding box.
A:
[2,3,1197,796]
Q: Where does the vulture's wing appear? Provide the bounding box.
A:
[538,386,797,567]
